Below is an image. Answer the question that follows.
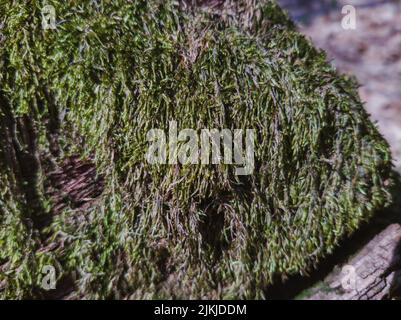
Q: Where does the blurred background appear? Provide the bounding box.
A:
[278,0,401,171]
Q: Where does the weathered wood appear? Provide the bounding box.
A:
[306,224,401,300]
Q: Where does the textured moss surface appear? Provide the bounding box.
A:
[0,0,393,299]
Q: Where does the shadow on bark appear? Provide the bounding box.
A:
[389,238,401,299]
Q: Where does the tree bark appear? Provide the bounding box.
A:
[306,224,401,300]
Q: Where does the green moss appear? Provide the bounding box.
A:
[0,0,393,299]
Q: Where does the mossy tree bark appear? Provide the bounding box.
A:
[0,0,395,299]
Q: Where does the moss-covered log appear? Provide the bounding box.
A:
[0,0,394,299]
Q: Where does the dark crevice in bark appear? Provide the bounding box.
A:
[41,87,61,158]
[0,91,45,230]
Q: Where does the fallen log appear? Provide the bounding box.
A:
[306,224,401,300]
